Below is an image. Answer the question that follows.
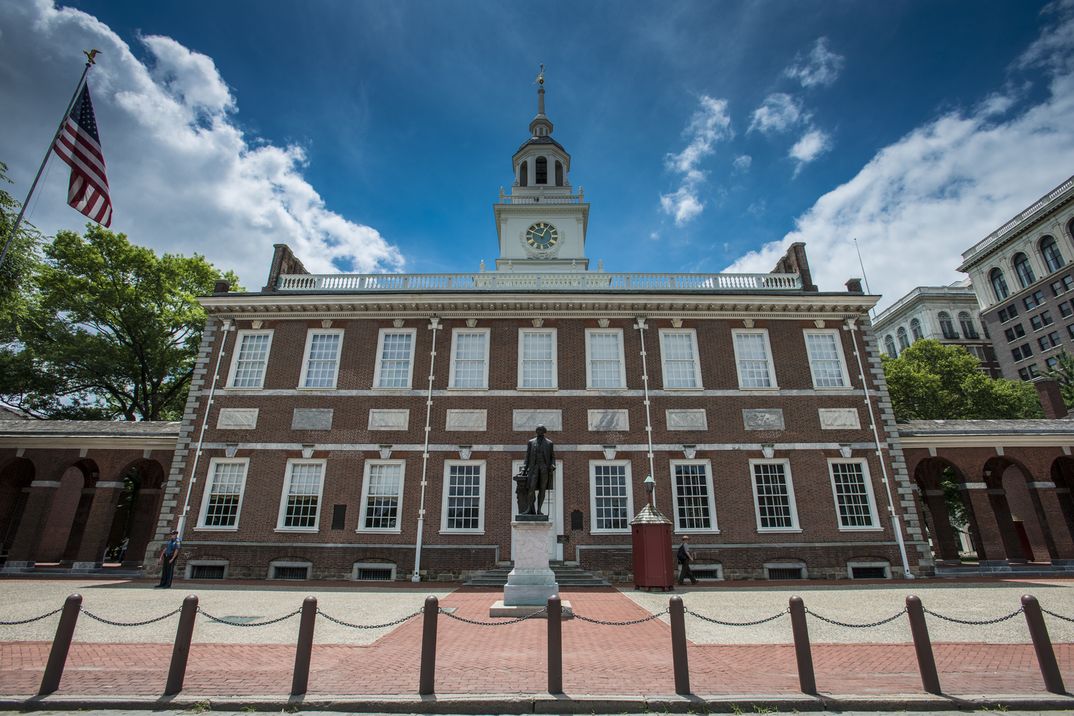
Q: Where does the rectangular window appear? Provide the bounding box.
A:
[1052,279,1066,297]
[733,329,777,388]
[1029,363,1040,378]
[1061,302,1073,318]
[1019,367,1031,380]
[1024,290,1045,310]
[198,459,248,528]
[518,329,557,389]
[659,329,701,389]
[442,461,484,532]
[804,330,849,388]
[586,329,626,389]
[671,460,716,531]
[751,460,800,531]
[299,330,343,388]
[1068,325,1074,340]
[277,460,324,530]
[228,330,272,388]
[359,460,404,531]
[374,329,416,389]
[1039,331,1061,351]
[449,329,490,389]
[1047,356,1060,370]
[1004,324,1026,341]
[590,461,632,532]
[829,460,879,530]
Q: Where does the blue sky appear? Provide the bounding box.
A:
[2,1,1073,309]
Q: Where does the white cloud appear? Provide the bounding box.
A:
[0,0,403,288]
[789,128,831,168]
[732,154,752,172]
[748,93,804,134]
[784,37,845,89]
[660,95,732,226]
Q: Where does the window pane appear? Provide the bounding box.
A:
[831,462,875,528]
[753,463,794,528]
[446,464,482,530]
[662,333,698,388]
[453,332,487,388]
[521,331,555,388]
[284,463,322,528]
[233,334,270,387]
[303,333,340,388]
[205,462,245,526]
[805,332,846,387]
[378,332,413,388]
[735,333,772,388]
[364,463,402,529]
[593,464,629,530]
[589,332,623,388]
[674,463,712,530]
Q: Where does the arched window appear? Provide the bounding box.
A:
[535,156,548,184]
[897,327,910,350]
[1013,252,1036,288]
[555,160,564,187]
[958,311,978,339]
[519,160,528,187]
[885,335,897,358]
[910,318,923,341]
[990,267,1009,300]
[938,312,957,339]
[1040,235,1064,273]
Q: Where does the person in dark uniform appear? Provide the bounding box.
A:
[677,535,698,585]
[156,530,181,588]
[517,424,556,515]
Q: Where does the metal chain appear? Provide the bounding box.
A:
[922,606,1023,626]
[315,608,421,630]
[197,607,302,627]
[1041,607,1074,624]
[0,607,64,626]
[805,607,907,628]
[440,607,548,625]
[570,607,669,626]
[685,607,788,627]
[81,607,183,627]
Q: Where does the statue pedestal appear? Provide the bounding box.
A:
[489,517,571,618]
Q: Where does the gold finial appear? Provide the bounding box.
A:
[536,63,545,86]
[83,49,101,65]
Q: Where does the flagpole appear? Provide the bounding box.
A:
[0,50,99,272]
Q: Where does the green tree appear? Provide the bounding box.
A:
[0,224,238,420]
[1045,350,1074,408]
[0,161,43,339]
[882,339,1042,421]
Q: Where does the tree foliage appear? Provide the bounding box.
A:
[0,223,238,420]
[0,161,42,340]
[882,339,1042,421]
[1045,350,1074,408]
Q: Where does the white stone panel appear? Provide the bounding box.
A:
[743,409,785,431]
[513,409,562,432]
[292,408,333,431]
[666,409,708,431]
[819,408,861,430]
[587,409,629,431]
[446,409,487,431]
[368,409,410,431]
[217,408,258,429]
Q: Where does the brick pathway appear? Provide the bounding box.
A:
[1,587,1072,698]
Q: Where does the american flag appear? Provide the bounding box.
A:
[52,82,111,226]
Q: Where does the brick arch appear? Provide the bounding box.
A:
[36,459,100,563]
[105,458,168,567]
[912,457,981,563]
[0,458,34,560]
[1050,456,1074,547]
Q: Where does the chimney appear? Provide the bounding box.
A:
[1033,377,1069,419]
[213,280,230,294]
[845,278,864,294]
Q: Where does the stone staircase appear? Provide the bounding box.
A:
[934,561,1074,578]
[465,561,610,587]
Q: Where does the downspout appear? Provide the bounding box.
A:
[177,317,234,538]
[845,318,913,578]
[633,317,657,507]
[412,316,441,582]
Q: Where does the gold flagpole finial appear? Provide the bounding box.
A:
[83,49,101,65]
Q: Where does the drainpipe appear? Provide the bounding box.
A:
[176,318,234,538]
[412,316,441,582]
[633,317,657,507]
[845,318,913,578]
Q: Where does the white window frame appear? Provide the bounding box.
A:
[448,328,491,389]
[588,460,634,534]
[803,329,851,389]
[297,328,344,389]
[358,459,406,533]
[275,459,325,532]
[749,459,801,532]
[226,330,273,389]
[731,328,778,389]
[828,458,882,531]
[658,328,702,390]
[585,328,627,390]
[669,459,718,533]
[440,460,486,534]
[373,328,417,389]
[517,328,558,390]
[196,457,249,530]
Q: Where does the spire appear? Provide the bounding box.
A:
[529,63,553,137]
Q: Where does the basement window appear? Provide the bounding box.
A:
[186,561,227,580]
[688,563,723,581]
[353,562,396,581]
[847,561,891,579]
[269,561,311,580]
[764,562,806,580]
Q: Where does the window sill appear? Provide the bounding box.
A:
[223,386,263,391]
[194,526,239,532]
[438,530,485,535]
[447,386,489,391]
[674,529,721,535]
[737,385,781,391]
[296,385,338,391]
[756,528,803,534]
[837,526,884,532]
[516,386,559,391]
[585,387,628,392]
[356,528,402,534]
[372,386,413,392]
[590,529,632,535]
[274,527,320,533]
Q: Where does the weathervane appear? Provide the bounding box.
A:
[83,49,100,65]
[536,63,544,86]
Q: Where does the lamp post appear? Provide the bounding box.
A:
[644,474,655,507]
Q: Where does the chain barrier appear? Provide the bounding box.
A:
[440,606,548,625]
[922,606,1024,626]
[685,606,788,627]
[805,607,907,628]
[0,607,64,626]
[570,607,670,626]
[81,607,183,627]
[197,607,302,627]
[316,608,422,630]
[1041,607,1074,624]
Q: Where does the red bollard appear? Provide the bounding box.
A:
[548,595,563,694]
[905,596,941,694]
[789,597,816,695]
[164,595,199,695]
[418,595,438,696]
[291,596,318,695]
[38,594,83,695]
[1022,594,1065,694]
[669,596,690,695]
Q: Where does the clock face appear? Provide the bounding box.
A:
[525,222,559,250]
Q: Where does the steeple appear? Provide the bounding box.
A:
[529,64,554,138]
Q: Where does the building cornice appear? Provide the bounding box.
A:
[898,433,1074,449]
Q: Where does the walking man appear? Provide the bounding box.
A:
[156,530,181,588]
[676,535,698,585]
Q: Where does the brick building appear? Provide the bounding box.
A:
[143,81,931,583]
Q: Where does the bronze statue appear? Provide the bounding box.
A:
[515,424,555,516]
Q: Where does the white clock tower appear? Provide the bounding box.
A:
[493,68,590,272]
